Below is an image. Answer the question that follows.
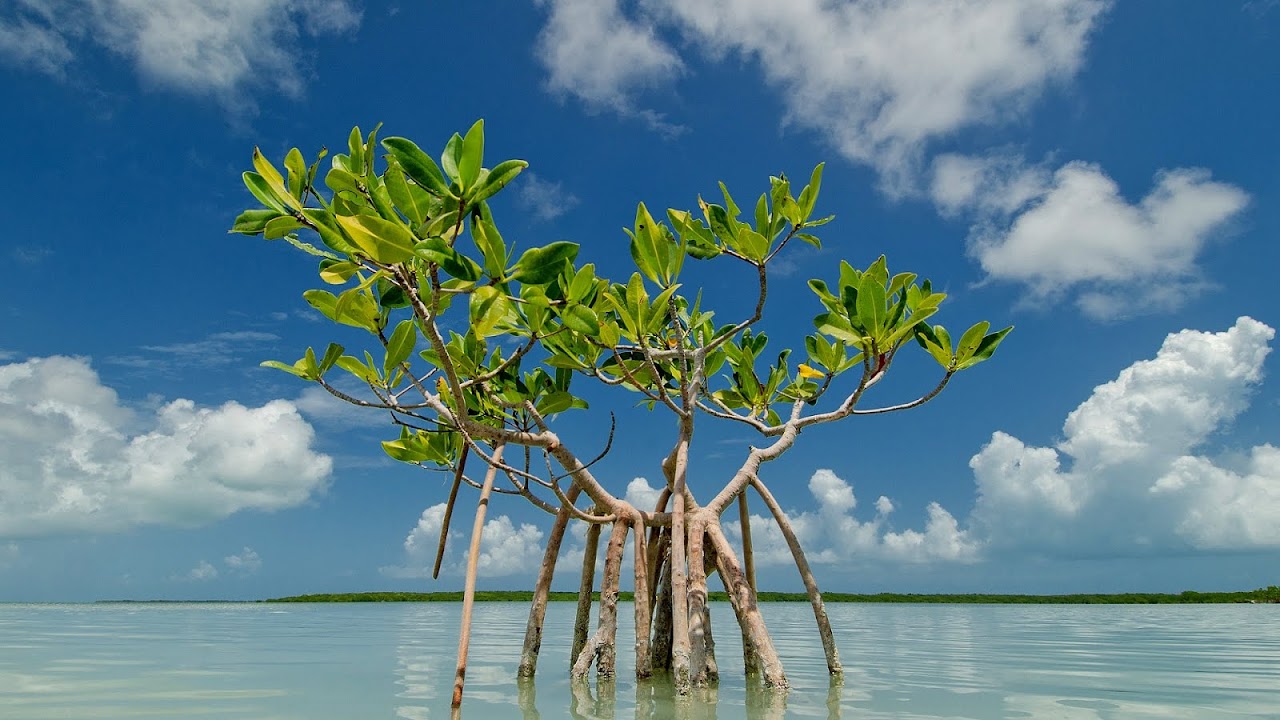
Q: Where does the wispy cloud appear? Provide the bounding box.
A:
[535,0,1109,191]
[516,172,581,222]
[0,0,361,110]
[140,330,279,367]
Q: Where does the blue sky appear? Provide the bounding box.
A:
[1,1,1278,601]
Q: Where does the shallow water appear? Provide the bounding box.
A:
[0,601,1276,718]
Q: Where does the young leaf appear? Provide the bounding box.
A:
[335,214,415,264]
[230,209,282,235]
[512,241,579,285]
[382,137,453,198]
[384,319,417,375]
[242,171,289,214]
[252,148,300,210]
[458,119,484,190]
[957,326,1012,369]
[469,159,527,205]
[954,321,991,364]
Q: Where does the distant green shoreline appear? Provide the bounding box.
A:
[263,587,1280,604]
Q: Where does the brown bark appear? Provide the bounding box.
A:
[736,491,762,675]
[750,475,843,677]
[571,520,629,678]
[650,542,674,671]
[518,484,582,678]
[452,444,505,709]
[706,523,788,689]
[684,517,709,691]
[571,521,602,665]
[631,517,653,679]
[670,435,691,686]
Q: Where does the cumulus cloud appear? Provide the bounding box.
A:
[946,160,1250,318]
[535,0,683,130]
[224,547,262,574]
[383,502,546,578]
[725,469,979,567]
[625,477,664,511]
[183,560,218,582]
[537,0,1107,189]
[969,316,1278,553]
[0,0,361,104]
[0,356,332,539]
[732,317,1279,566]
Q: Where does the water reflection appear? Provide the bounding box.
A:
[1,602,1277,718]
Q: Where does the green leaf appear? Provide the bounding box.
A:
[382,137,453,198]
[243,171,288,214]
[383,160,431,226]
[512,241,579,285]
[469,159,527,205]
[799,162,824,218]
[347,127,365,176]
[471,215,508,278]
[335,355,378,384]
[957,326,1012,369]
[441,133,463,185]
[384,319,417,375]
[796,232,822,249]
[264,215,303,239]
[628,202,664,285]
[260,360,308,378]
[252,148,300,210]
[735,227,770,263]
[856,272,887,337]
[561,303,601,336]
[414,238,480,282]
[284,148,306,199]
[318,343,344,375]
[230,209,282,235]
[335,214,415,264]
[458,119,484,190]
[301,208,358,255]
[470,285,516,339]
[955,321,991,364]
[303,289,377,330]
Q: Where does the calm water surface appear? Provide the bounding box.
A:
[0,602,1276,718]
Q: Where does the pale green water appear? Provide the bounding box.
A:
[1,602,1277,718]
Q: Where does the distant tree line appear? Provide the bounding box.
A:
[265,587,1280,604]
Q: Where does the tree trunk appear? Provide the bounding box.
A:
[631,517,653,679]
[685,517,710,691]
[751,476,842,677]
[571,520,629,678]
[518,484,582,678]
[650,542,674,671]
[452,444,504,709]
[571,521,602,665]
[706,523,788,689]
[737,491,762,675]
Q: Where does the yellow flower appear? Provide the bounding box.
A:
[797,363,825,380]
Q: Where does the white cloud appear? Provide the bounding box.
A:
[957,161,1250,318]
[725,469,979,567]
[730,318,1279,566]
[625,477,663,511]
[184,560,218,582]
[384,502,545,578]
[142,330,279,366]
[0,356,332,539]
[224,546,262,574]
[0,0,360,103]
[535,0,683,123]
[516,172,582,222]
[969,317,1279,553]
[537,0,1107,189]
